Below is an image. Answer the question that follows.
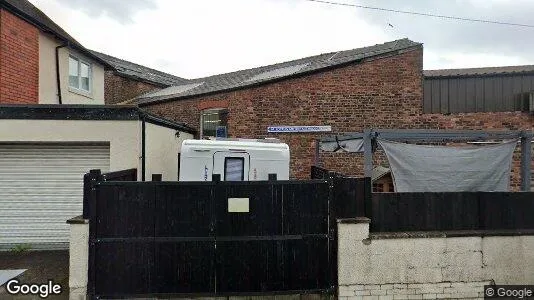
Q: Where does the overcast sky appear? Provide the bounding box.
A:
[29,0,534,79]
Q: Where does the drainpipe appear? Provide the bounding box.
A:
[55,43,68,104]
[141,115,146,181]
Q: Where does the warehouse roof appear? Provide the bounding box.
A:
[424,65,534,78]
[134,38,422,106]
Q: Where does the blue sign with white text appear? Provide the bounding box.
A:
[216,126,227,138]
[267,126,332,133]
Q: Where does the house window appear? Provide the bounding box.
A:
[372,183,384,193]
[224,157,244,181]
[69,55,91,92]
[201,109,228,138]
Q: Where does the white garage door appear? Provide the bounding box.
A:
[0,143,110,250]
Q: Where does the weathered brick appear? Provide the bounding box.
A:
[355,290,372,296]
[370,289,387,296]
[104,70,163,104]
[0,9,38,104]
[365,284,382,290]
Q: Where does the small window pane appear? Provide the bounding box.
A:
[80,62,90,91]
[225,158,244,181]
[69,57,79,88]
[202,109,228,138]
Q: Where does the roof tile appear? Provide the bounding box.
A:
[135,38,422,105]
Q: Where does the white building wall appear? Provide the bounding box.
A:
[338,220,534,299]
[39,32,105,104]
[145,122,193,181]
[0,119,139,172]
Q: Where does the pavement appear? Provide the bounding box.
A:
[0,250,68,299]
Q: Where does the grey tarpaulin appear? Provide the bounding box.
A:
[320,138,364,152]
[378,139,518,192]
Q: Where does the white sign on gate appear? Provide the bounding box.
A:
[267,126,332,133]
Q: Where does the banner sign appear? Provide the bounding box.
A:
[267,126,332,133]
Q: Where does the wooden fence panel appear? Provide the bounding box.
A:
[371,192,534,232]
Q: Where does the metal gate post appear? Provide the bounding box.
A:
[327,172,337,295]
[87,169,102,299]
[520,131,532,191]
[363,129,373,178]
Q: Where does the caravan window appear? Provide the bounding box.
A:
[224,157,244,181]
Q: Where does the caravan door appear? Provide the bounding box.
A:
[213,151,250,181]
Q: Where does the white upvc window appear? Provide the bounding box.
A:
[69,55,92,93]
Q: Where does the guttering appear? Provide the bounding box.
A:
[55,43,69,104]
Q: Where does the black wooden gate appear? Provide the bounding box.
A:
[86,176,335,298]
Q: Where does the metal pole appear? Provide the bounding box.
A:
[314,139,320,167]
[520,131,532,191]
[363,129,373,178]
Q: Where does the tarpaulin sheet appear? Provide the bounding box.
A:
[320,138,363,153]
[378,139,517,192]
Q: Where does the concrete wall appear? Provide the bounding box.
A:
[0,119,139,172]
[68,219,89,299]
[39,32,105,104]
[145,122,193,181]
[338,219,534,299]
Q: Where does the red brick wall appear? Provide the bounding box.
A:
[144,47,533,190]
[104,71,162,104]
[0,9,39,104]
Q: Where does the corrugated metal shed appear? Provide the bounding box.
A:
[423,66,534,113]
[372,166,391,182]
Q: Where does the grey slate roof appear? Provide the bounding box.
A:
[89,50,188,87]
[135,38,422,106]
[424,65,534,78]
[2,0,111,68]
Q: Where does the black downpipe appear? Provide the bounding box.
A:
[141,116,146,181]
[55,43,68,104]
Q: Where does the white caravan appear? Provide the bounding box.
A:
[179,139,290,181]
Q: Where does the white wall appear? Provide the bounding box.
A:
[39,33,105,104]
[0,119,139,172]
[145,122,193,181]
[338,220,534,299]
[0,119,194,180]
[68,220,89,299]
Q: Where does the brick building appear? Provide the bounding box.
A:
[0,0,115,104]
[130,39,532,189]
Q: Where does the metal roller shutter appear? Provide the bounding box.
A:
[0,143,110,250]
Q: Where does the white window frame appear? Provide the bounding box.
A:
[68,55,92,94]
[200,108,228,139]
